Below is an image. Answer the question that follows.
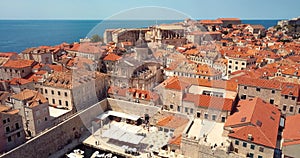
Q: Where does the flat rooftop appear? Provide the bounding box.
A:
[186,119,229,147]
[49,106,71,118]
[189,85,237,99]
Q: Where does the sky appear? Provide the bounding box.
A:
[0,0,299,20]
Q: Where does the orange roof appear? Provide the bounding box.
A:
[199,20,223,25]
[103,53,122,61]
[0,52,17,58]
[163,76,190,91]
[169,134,182,146]
[217,18,241,21]
[232,76,282,89]
[3,59,35,68]
[183,93,234,111]
[156,115,189,129]
[283,114,300,146]
[10,78,32,85]
[47,64,63,72]
[225,98,281,148]
[179,77,238,91]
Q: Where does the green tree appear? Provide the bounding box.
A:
[91,34,103,43]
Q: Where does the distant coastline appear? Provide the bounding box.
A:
[0,19,280,53]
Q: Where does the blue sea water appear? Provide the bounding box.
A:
[0,20,280,53]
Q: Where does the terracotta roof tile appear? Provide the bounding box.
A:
[103,53,122,61]
[183,93,234,111]
[283,114,300,146]
[225,98,281,148]
[3,59,36,68]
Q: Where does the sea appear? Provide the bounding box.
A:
[0,19,280,53]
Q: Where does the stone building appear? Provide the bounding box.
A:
[108,56,163,91]
[0,52,18,66]
[181,118,234,158]
[217,18,241,27]
[21,46,54,64]
[157,76,238,119]
[235,77,300,116]
[66,42,105,61]
[225,54,257,76]
[0,105,25,153]
[164,61,223,80]
[41,70,106,111]
[9,78,35,93]
[224,98,282,158]
[9,89,50,137]
[0,59,36,81]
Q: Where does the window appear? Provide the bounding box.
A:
[6,126,10,133]
[292,96,296,100]
[290,106,294,112]
[256,88,260,92]
[298,108,300,114]
[190,108,194,114]
[283,105,287,111]
[59,100,62,105]
[229,60,232,63]
[212,115,216,121]
[17,132,21,137]
[270,99,274,104]
[45,89,48,94]
[170,104,173,109]
[229,65,232,69]
[272,90,275,94]
[3,119,6,124]
[52,99,55,104]
[235,61,238,64]
[65,92,68,97]
[8,136,11,142]
[15,123,20,129]
[258,155,263,158]
[7,118,10,122]
[250,144,255,150]
[221,117,226,122]
[242,62,245,65]
[58,91,61,96]
[65,101,69,107]
[177,106,181,112]
[235,140,239,145]
[244,86,247,89]
[197,112,201,118]
[204,113,208,119]
[45,117,48,121]
[185,107,188,113]
[51,90,54,95]
[259,147,264,152]
[285,95,288,99]
[235,66,238,70]
[248,153,254,158]
[242,142,247,147]
[241,95,247,100]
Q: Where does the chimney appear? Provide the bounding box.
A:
[248,134,253,141]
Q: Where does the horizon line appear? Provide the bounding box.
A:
[0,18,285,21]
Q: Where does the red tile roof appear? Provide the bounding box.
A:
[283,114,300,146]
[225,98,281,148]
[169,134,182,146]
[10,78,32,85]
[103,53,122,61]
[183,93,234,111]
[156,115,189,129]
[2,59,35,68]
